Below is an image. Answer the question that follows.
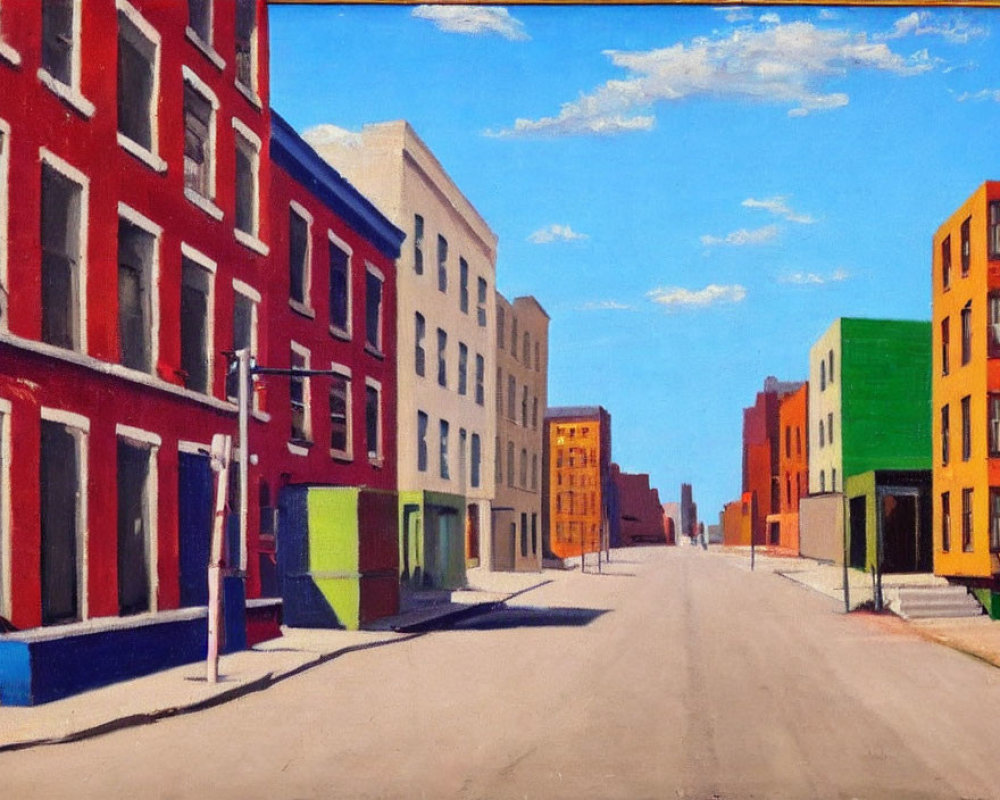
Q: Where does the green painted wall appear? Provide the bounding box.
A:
[845,471,878,571]
[971,588,1000,620]
[841,319,931,480]
[307,488,361,629]
[397,490,466,591]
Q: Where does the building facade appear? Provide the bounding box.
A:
[543,406,612,560]
[610,465,666,546]
[932,182,1000,604]
[775,382,809,553]
[493,293,548,572]
[307,122,497,586]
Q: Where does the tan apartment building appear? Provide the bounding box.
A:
[307,121,497,585]
[494,293,549,571]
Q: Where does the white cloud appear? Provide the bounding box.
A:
[880,11,987,45]
[713,6,753,24]
[301,123,363,148]
[700,224,779,247]
[742,196,815,224]
[779,269,850,285]
[489,21,933,137]
[818,10,838,21]
[957,89,1000,103]
[528,224,589,244]
[412,6,528,41]
[760,13,781,26]
[579,300,633,311]
[647,284,747,308]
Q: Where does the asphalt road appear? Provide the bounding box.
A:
[4,546,1000,799]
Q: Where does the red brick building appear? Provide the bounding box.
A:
[775,383,808,553]
[610,464,666,546]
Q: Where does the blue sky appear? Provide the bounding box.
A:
[269,4,1000,522]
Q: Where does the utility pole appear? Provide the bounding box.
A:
[207,433,232,684]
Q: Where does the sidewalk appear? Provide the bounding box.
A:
[0,571,551,752]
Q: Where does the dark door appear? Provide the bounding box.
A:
[849,496,867,569]
[882,493,919,573]
[117,439,151,616]
[178,451,213,607]
[40,420,79,625]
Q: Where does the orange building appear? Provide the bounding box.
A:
[932,181,1000,614]
[543,406,611,560]
[774,383,809,553]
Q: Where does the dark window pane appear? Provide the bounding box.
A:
[329,242,349,331]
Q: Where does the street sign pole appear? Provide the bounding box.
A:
[207,433,232,684]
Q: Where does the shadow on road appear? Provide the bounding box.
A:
[451,606,610,631]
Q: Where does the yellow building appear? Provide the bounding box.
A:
[543,407,611,561]
[933,181,1000,601]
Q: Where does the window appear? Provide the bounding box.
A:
[963,487,974,552]
[531,453,538,490]
[40,410,89,625]
[941,404,950,465]
[477,277,487,327]
[532,398,539,429]
[820,360,826,391]
[523,332,530,365]
[471,433,481,488]
[188,0,211,44]
[796,427,801,456]
[534,340,540,371]
[990,292,1000,359]
[962,395,972,461]
[520,448,527,487]
[458,342,468,395]
[183,72,218,205]
[961,217,971,277]
[117,210,159,373]
[365,379,381,461]
[991,202,1000,259]
[417,411,428,472]
[413,214,424,274]
[785,426,791,459]
[962,301,972,365]
[329,368,351,459]
[828,350,834,383]
[992,395,1000,458]
[495,436,501,484]
[289,345,311,445]
[459,257,469,313]
[117,4,160,162]
[520,513,528,558]
[437,234,447,292]
[521,386,528,427]
[495,367,503,413]
[511,316,519,358]
[819,419,825,448]
[414,313,425,376]
[992,490,1000,553]
[288,204,311,309]
[497,305,505,349]
[507,375,516,420]
[233,122,261,242]
[227,281,258,401]
[827,412,834,445]
[941,317,950,375]
[234,0,257,95]
[439,419,450,479]
[941,492,951,552]
[180,249,214,393]
[328,234,351,336]
[820,470,826,493]
[475,354,485,405]
[40,0,92,116]
[507,441,515,487]
[117,432,157,616]
[941,235,952,289]
[365,263,384,353]
[531,514,538,555]
[437,328,447,387]
[40,154,86,351]
[832,468,837,492]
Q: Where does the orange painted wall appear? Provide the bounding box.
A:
[547,416,606,559]
[777,383,808,553]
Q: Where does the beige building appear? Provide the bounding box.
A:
[494,293,549,571]
[307,121,497,583]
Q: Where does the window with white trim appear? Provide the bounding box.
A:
[439,419,450,480]
[234,0,257,96]
[118,213,158,372]
[458,342,468,395]
[40,156,86,351]
[227,281,258,401]
[459,257,469,313]
[329,234,351,336]
[437,235,447,292]
[415,312,425,376]
[413,214,424,275]
[475,354,484,406]
[288,203,311,310]
[117,3,160,161]
[117,433,157,616]
[471,433,481,488]
[180,251,213,393]
[477,277,487,327]
[417,410,428,472]
[183,73,217,201]
[329,365,351,460]
[41,0,78,90]
[437,328,447,387]
[290,344,311,445]
[234,124,259,238]
[365,263,383,353]
[188,0,211,44]
[365,379,382,462]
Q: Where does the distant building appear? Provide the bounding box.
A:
[493,293,549,572]
[932,182,1000,614]
[680,483,697,539]
[543,406,612,560]
[610,465,666,546]
[662,502,681,545]
[773,383,809,553]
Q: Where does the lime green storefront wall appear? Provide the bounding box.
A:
[845,472,878,572]
[307,489,363,630]
[841,319,932,479]
[398,490,467,591]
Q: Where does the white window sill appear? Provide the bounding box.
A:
[287,442,311,457]
[330,449,353,462]
[117,133,168,173]
[289,299,316,319]
[184,187,224,220]
[234,228,270,256]
[368,454,384,468]
[37,69,95,118]
[365,344,385,360]
[185,27,225,70]
[252,409,271,423]
[235,79,262,110]
[329,326,351,342]
[0,41,21,68]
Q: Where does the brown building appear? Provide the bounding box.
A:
[543,406,612,560]
[493,293,549,571]
[774,382,809,553]
[610,464,667,546]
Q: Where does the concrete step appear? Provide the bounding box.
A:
[898,586,974,600]
[896,585,984,620]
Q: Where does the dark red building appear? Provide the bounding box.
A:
[609,464,666,546]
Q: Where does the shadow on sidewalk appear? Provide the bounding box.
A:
[451,606,609,631]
